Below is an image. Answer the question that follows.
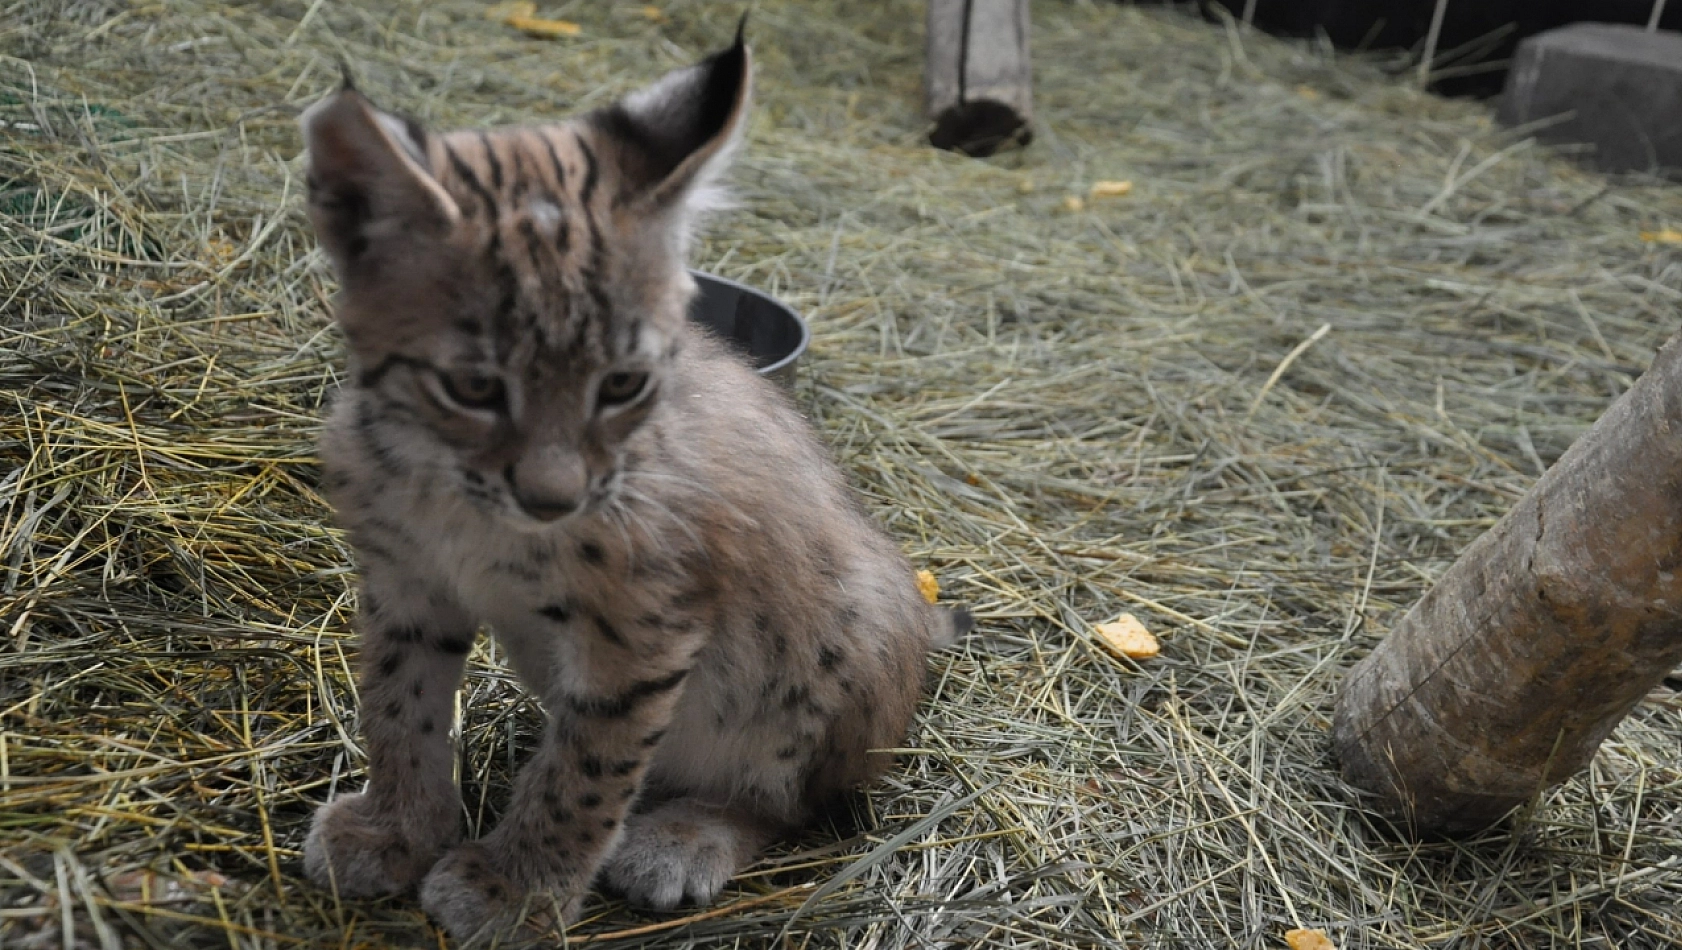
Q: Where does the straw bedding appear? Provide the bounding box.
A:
[3,1,1681,947]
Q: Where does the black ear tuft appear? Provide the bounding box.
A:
[589,28,751,203]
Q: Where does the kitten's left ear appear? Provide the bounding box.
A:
[590,24,752,210]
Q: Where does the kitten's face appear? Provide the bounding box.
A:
[335,138,691,528]
[302,38,750,528]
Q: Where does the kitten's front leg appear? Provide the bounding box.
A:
[304,567,475,897]
[420,610,698,943]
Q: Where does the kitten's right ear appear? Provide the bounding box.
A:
[588,24,751,212]
[300,88,460,278]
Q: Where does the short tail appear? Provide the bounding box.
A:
[930,606,973,650]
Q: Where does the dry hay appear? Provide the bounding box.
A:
[4,1,1682,947]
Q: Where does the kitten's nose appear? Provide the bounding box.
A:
[507,447,587,522]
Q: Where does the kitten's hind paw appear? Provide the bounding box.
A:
[303,792,458,897]
[598,801,774,910]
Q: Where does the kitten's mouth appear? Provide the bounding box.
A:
[503,504,584,533]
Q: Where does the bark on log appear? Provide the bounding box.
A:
[925,0,1032,156]
[1333,330,1682,836]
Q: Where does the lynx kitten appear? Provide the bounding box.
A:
[297,31,968,943]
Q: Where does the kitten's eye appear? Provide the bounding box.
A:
[598,371,650,407]
[438,368,506,411]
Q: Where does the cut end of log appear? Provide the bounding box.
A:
[925,0,1032,158]
[929,99,1032,157]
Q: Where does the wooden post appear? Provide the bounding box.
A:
[925,0,1032,157]
[1333,331,1682,836]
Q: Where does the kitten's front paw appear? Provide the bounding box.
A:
[303,792,458,897]
[420,842,579,946]
[599,805,748,910]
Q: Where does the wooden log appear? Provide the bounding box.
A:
[1333,331,1682,836]
[925,0,1032,157]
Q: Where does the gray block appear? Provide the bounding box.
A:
[1497,24,1682,178]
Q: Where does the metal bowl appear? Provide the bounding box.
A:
[688,270,809,387]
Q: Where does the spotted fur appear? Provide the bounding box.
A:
[296,32,968,945]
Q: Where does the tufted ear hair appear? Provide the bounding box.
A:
[299,84,460,280]
[588,22,752,213]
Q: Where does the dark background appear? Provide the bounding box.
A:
[1174,0,1682,97]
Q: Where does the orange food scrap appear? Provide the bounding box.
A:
[508,14,581,38]
[915,570,940,605]
[1640,228,1682,244]
[1089,180,1133,198]
[1061,195,1085,213]
[1093,614,1159,659]
[1285,929,1337,950]
[640,5,666,21]
[201,237,239,268]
